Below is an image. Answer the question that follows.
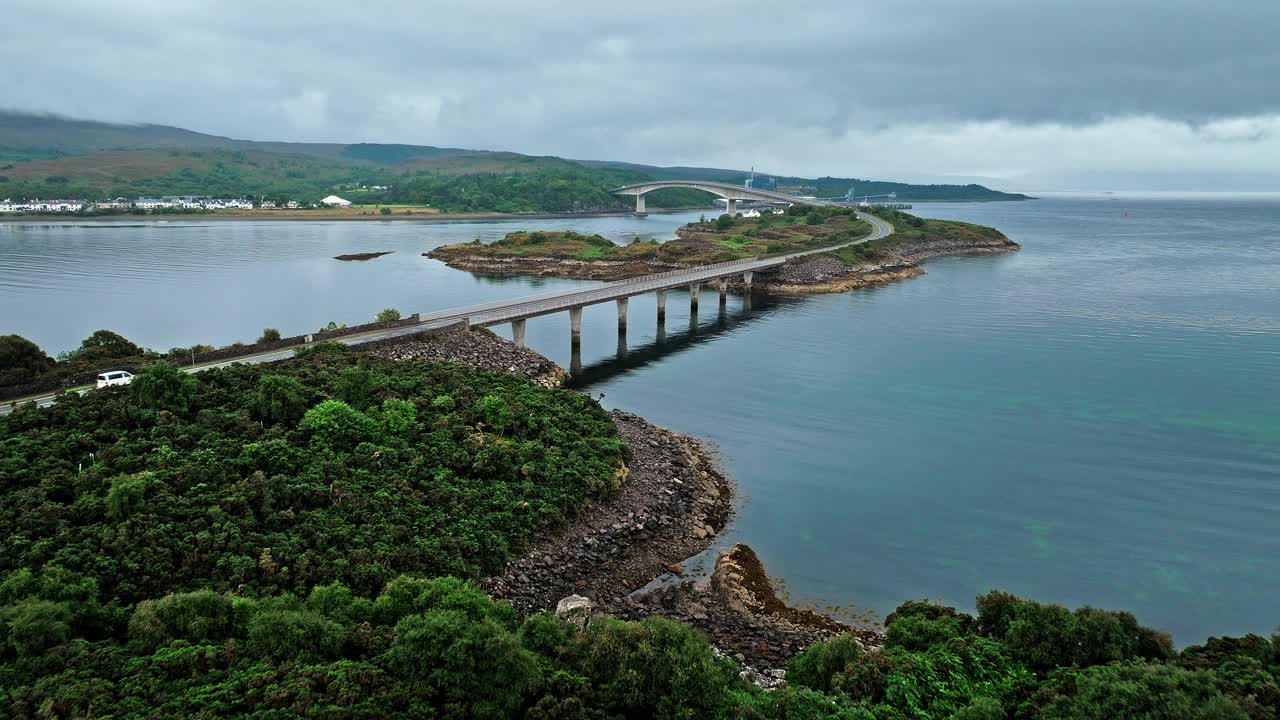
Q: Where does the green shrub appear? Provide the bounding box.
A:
[378,398,417,436]
[887,614,967,653]
[976,591,1171,671]
[305,582,371,626]
[106,472,151,521]
[882,636,1031,719]
[376,307,401,322]
[129,362,197,414]
[334,366,381,408]
[252,373,309,425]
[519,612,577,659]
[790,633,865,694]
[1039,663,1249,720]
[128,589,239,651]
[885,600,975,631]
[2,600,72,656]
[246,608,344,662]
[388,609,541,718]
[257,327,282,343]
[301,399,378,450]
[565,617,734,720]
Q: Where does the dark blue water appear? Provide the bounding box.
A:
[2,194,1277,643]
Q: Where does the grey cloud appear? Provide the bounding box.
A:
[2,0,1279,187]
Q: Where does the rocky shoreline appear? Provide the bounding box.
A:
[762,238,1020,295]
[422,252,679,281]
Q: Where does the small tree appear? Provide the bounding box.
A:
[0,335,55,385]
[376,308,402,323]
[77,329,142,360]
[129,363,197,414]
[257,327,282,343]
[379,206,392,215]
[252,374,308,426]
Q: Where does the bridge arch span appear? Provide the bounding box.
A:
[611,180,829,214]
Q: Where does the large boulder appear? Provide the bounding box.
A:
[555,594,594,629]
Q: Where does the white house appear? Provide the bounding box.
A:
[0,199,17,213]
[321,195,352,207]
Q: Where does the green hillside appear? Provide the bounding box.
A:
[0,111,1031,210]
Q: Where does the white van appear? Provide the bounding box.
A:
[96,370,134,388]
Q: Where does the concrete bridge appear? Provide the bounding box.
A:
[414,210,893,368]
[611,180,830,215]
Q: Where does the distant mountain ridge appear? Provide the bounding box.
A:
[0,110,1032,204]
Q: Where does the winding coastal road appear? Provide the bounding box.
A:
[2,211,892,415]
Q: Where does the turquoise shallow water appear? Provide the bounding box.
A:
[2,194,1278,643]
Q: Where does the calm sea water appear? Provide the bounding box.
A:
[2,195,1277,643]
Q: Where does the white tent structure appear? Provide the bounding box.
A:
[321,195,352,207]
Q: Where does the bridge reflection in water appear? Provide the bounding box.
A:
[565,292,796,388]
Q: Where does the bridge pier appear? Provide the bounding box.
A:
[511,319,526,348]
[742,271,753,293]
[635,193,646,214]
[726,198,738,216]
[689,282,700,310]
[616,297,628,330]
[656,289,667,322]
[569,306,583,345]
[718,277,728,306]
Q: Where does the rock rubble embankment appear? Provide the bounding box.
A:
[368,328,568,387]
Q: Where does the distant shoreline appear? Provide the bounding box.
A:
[0,206,717,224]
[0,197,1034,224]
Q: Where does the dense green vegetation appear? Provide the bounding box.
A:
[0,347,624,603]
[1,346,1276,718]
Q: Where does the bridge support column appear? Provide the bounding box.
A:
[569,307,583,344]
[718,277,728,306]
[742,271,753,292]
[616,297,628,330]
[656,289,667,322]
[689,282,700,310]
[511,319,526,348]
[726,198,737,216]
[635,193,646,214]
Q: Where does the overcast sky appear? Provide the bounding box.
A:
[4,0,1279,190]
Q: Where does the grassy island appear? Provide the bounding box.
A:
[427,207,876,278]
[427,205,1019,287]
[0,346,1276,719]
